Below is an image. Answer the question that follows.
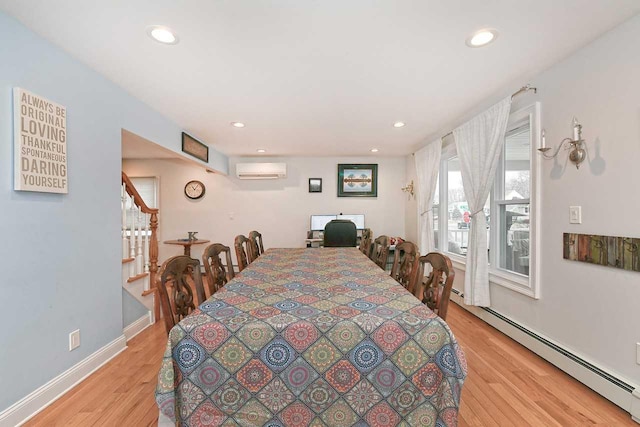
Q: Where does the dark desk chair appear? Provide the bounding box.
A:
[323,220,357,247]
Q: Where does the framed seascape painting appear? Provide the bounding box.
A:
[337,164,378,197]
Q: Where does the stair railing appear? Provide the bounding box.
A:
[121,171,159,322]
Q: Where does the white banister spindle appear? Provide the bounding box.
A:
[121,183,128,258]
[136,207,144,275]
[129,195,136,278]
[144,212,150,274]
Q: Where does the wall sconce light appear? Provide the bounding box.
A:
[401,180,414,198]
[538,117,586,169]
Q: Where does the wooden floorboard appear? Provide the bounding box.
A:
[24,302,635,426]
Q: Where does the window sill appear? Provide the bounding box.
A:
[489,268,537,299]
[445,252,538,299]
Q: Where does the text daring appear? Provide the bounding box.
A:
[14,88,68,193]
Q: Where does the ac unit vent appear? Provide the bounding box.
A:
[235,162,287,180]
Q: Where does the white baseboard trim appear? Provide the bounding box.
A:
[632,389,640,423]
[450,292,638,423]
[123,311,153,342]
[0,334,127,427]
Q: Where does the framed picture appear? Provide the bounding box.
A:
[338,164,378,197]
[309,178,322,193]
[181,132,209,162]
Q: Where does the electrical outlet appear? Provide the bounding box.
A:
[69,329,80,351]
[569,206,582,224]
[637,343,640,365]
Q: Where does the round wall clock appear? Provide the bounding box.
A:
[184,180,205,200]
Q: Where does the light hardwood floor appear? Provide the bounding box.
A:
[25,303,635,426]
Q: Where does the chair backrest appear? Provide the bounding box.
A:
[370,235,390,269]
[248,230,264,262]
[323,220,357,247]
[409,252,455,321]
[234,235,251,272]
[157,255,207,335]
[360,228,373,257]
[202,243,235,296]
[390,241,419,290]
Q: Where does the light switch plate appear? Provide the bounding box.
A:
[569,206,582,224]
[69,329,80,351]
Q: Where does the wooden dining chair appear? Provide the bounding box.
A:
[234,234,252,272]
[202,243,235,296]
[248,230,264,262]
[409,252,455,321]
[360,228,373,257]
[390,241,419,291]
[156,255,207,335]
[370,235,390,269]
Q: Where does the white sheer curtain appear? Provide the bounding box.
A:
[414,139,441,255]
[453,97,511,306]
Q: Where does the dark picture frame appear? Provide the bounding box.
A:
[181,132,209,162]
[309,178,322,193]
[337,164,378,197]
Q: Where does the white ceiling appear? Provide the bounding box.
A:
[2,1,638,157]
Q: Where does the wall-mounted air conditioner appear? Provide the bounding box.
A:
[235,162,287,180]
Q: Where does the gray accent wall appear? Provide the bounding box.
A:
[122,291,149,329]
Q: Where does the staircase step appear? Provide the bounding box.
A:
[122,257,135,264]
[123,274,154,311]
[127,272,149,283]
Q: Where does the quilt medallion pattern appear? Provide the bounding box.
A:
[156,248,466,426]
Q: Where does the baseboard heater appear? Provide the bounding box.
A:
[450,288,634,394]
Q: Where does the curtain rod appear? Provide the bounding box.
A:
[437,84,537,141]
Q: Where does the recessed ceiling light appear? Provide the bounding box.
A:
[146,25,179,45]
[370,148,379,153]
[466,29,498,48]
[256,149,266,153]
[231,122,245,128]
[393,122,405,128]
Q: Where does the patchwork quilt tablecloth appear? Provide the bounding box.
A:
[156,248,467,426]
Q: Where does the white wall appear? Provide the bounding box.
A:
[123,156,407,264]
[408,14,640,389]
[404,155,418,242]
[499,13,640,386]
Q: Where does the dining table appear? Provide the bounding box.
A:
[156,247,467,426]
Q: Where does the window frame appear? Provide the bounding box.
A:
[435,102,541,299]
[126,175,160,233]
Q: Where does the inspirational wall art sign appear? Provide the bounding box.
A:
[14,88,68,193]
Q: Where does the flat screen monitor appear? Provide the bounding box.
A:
[310,215,337,231]
[337,214,365,229]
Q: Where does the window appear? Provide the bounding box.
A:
[125,176,159,230]
[494,122,530,276]
[432,176,440,250]
[130,176,158,209]
[435,103,540,298]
